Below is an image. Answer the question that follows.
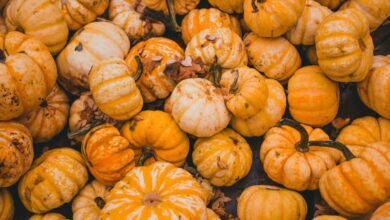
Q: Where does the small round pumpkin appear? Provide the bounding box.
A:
[0,189,14,220]
[207,209,221,220]
[370,202,390,220]
[18,148,88,213]
[142,0,199,16]
[208,0,243,14]
[243,32,301,82]
[313,215,347,220]
[237,185,307,220]
[29,213,67,220]
[314,0,345,9]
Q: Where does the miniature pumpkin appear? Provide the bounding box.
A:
[121,110,190,166]
[313,216,347,220]
[231,79,286,137]
[370,202,390,220]
[315,8,374,82]
[193,128,252,186]
[142,0,199,15]
[4,0,69,54]
[102,162,207,219]
[17,85,69,143]
[286,0,332,45]
[29,213,67,220]
[315,0,345,9]
[57,21,130,95]
[0,122,33,187]
[18,148,88,213]
[305,46,319,65]
[237,185,307,220]
[208,0,243,14]
[0,189,14,220]
[358,55,390,119]
[243,0,306,37]
[243,32,301,82]
[181,8,241,44]
[0,31,57,121]
[169,78,231,137]
[207,209,221,220]
[288,66,339,127]
[72,180,111,220]
[319,142,390,217]
[125,37,184,103]
[82,124,135,186]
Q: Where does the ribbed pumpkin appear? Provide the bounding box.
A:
[315,0,345,9]
[209,0,243,14]
[286,0,332,45]
[102,162,207,219]
[237,185,307,220]
[193,128,252,186]
[207,209,221,220]
[169,78,231,137]
[0,189,14,220]
[4,0,69,54]
[72,180,111,220]
[121,110,190,166]
[370,202,390,220]
[125,37,184,103]
[243,0,306,37]
[181,8,241,44]
[29,213,67,220]
[57,21,130,95]
[82,124,135,186]
[17,85,69,143]
[358,55,390,119]
[0,122,33,187]
[243,32,301,82]
[18,148,88,213]
[231,79,286,137]
[0,31,57,121]
[142,0,199,16]
[315,8,374,82]
[313,216,347,220]
[288,66,339,127]
[319,142,390,217]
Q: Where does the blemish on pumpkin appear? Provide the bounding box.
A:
[95,196,106,209]
[229,136,239,145]
[359,39,366,51]
[244,103,249,109]
[34,175,44,185]
[275,151,280,157]
[75,42,83,52]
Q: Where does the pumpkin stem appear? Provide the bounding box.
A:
[0,50,7,63]
[308,141,356,161]
[67,120,104,139]
[229,69,239,93]
[210,60,222,87]
[134,55,143,81]
[277,119,309,153]
[142,192,161,206]
[166,0,181,32]
[40,99,48,108]
[137,147,154,166]
[94,196,106,209]
[251,0,259,12]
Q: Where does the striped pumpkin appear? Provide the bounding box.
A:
[0,189,14,220]
[208,0,243,14]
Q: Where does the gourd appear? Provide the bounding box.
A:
[18,148,88,213]
[207,209,221,220]
[29,213,67,220]
[315,0,345,9]
[370,202,390,220]
[313,216,347,220]
[0,189,14,220]
[208,0,244,14]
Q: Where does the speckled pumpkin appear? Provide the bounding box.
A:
[0,189,14,220]
[370,202,390,220]
[209,0,243,14]
[313,215,347,220]
[29,213,67,220]
[315,0,345,9]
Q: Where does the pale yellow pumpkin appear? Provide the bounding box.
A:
[209,0,243,14]
[315,0,345,9]
[0,189,14,220]
[370,202,390,220]
[29,213,67,220]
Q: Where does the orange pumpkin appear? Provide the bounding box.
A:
[0,189,14,220]
[313,216,347,220]
[370,202,390,220]
[305,46,319,65]
[0,0,8,10]
[209,0,243,14]
[207,209,221,220]
[314,0,345,9]
[29,213,67,220]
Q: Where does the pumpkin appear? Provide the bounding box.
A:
[315,8,374,82]
[102,162,207,219]
[358,55,390,119]
[209,0,243,14]
[168,78,231,137]
[72,180,111,220]
[17,85,69,143]
[231,79,286,137]
[0,122,33,187]
[18,148,88,213]
[4,0,69,54]
[286,0,332,45]
[29,213,67,220]
[288,66,340,127]
[193,128,252,186]
[243,32,301,82]
[220,66,268,119]
[0,31,57,121]
[109,0,166,41]
[121,110,189,166]
[237,185,307,220]
[370,202,390,220]
[142,0,199,15]
[0,189,14,220]
[207,209,221,220]
[125,37,184,103]
[181,8,241,44]
[315,0,345,9]
[243,0,306,37]
[313,216,347,220]
[82,124,135,185]
[57,21,130,95]
[0,0,8,10]
[0,16,7,37]
[319,142,390,217]
[305,46,319,65]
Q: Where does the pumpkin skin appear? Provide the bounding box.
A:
[0,189,14,220]
[288,66,340,127]
[57,22,130,95]
[237,185,307,220]
[231,79,286,137]
[18,148,88,213]
[29,213,67,220]
[4,0,69,54]
[169,78,231,137]
[125,37,184,103]
[102,162,207,220]
[243,32,301,82]
[89,58,143,121]
[72,180,111,220]
[193,128,252,186]
[0,31,57,121]
[319,142,390,217]
[286,0,332,45]
[17,85,69,143]
[0,122,33,187]
[313,216,347,220]
[315,0,345,9]
[208,0,243,14]
[82,124,135,186]
[243,0,306,37]
[121,110,190,166]
[370,202,390,220]
[142,0,199,15]
[207,209,221,220]
[305,46,319,65]
[181,8,241,44]
[315,8,374,82]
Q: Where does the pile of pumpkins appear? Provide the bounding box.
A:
[0,0,389,219]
